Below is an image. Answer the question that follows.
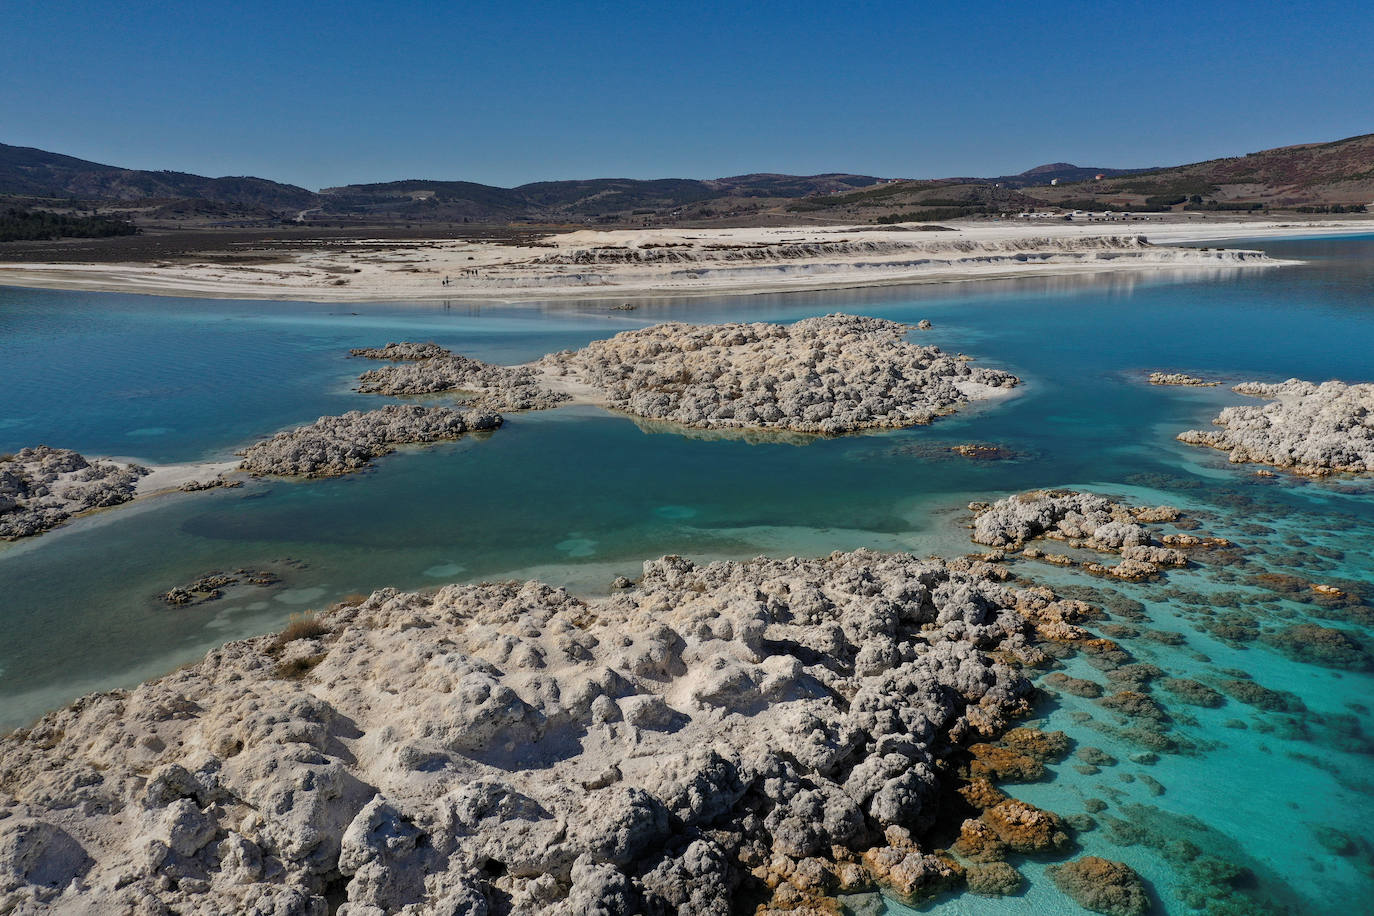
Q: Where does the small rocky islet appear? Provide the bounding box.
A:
[236,404,503,479]
[539,313,1020,434]
[0,446,148,540]
[1177,378,1374,477]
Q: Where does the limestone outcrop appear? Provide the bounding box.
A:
[0,549,1062,914]
[1148,372,1218,387]
[968,490,1194,581]
[1177,379,1374,476]
[540,313,1019,434]
[357,354,571,411]
[238,405,501,478]
[0,446,148,540]
[350,341,453,361]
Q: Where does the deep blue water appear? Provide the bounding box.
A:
[1,235,1371,914]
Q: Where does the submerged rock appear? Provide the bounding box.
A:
[539,313,1019,434]
[0,446,148,540]
[0,549,1056,913]
[1046,856,1150,916]
[1260,623,1371,670]
[238,404,501,477]
[1177,379,1374,476]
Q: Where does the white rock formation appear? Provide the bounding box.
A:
[540,314,1018,434]
[238,404,501,478]
[0,549,1083,914]
[1147,372,1218,387]
[350,342,453,361]
[357,355,571,412]
[0,446,149,540]
[969,490,1192,581]
[1177,379,1374,476]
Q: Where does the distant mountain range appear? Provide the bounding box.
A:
[2,133,1370,225]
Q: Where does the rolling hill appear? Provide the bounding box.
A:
[2,133,1369,227]
[0,143,316,210]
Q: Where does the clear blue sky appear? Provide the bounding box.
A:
[4,0,1372,189]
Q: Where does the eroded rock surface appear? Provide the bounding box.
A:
[0,446,148,540]
[357,354,571,411]
[969,490,1193,581]
[0,549,1064,914]
[238,404,501,478]
[1177,379,1374,476]
[350,341,453,361]
[540,313,1019,434]
[1148,372,1218,387]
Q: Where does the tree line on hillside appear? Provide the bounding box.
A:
[0,207,138,242]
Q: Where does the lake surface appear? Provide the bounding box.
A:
[2,235,1372,914]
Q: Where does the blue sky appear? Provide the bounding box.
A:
[4,0,1371,189]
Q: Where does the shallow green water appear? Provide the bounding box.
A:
[1,235,1371,914]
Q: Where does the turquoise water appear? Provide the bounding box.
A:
[1,235,1372,913]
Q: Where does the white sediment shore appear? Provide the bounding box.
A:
[0,219,1359,303]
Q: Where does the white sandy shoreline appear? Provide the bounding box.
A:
[0,218,1365,304]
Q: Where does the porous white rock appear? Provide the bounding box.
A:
[238,404,501,477]
[970,490,1188,580]
[0,446,148,540]
[0,549,1060,914]
[357,354,571,411]
[1147,372,1218,387]
[540,313,1019,434]
[350,341,453,361]
[1177,379,1374,476]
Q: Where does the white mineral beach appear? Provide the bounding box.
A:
[0,218,1363,303]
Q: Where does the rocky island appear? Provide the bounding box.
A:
[1177,379,1374,476]
[350,341,455,361]
[238,404,502,478]
[0,446,149,540]
[0,546,1121,914]
[540,313,1019,434]
[1147,372,1218,387]
[356,350,571,412]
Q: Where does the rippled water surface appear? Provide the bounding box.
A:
[1,235,1372,914]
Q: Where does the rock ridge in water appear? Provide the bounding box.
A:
[0,446,148,540]
[541,313,1019,434]
[968,489,1204,582]
[1148,371,1219,387]
[237,404,502,478]
[0,548,1087,914]
[350,341,453,361]
[1177,378,1374,476]
[357,353,572,411]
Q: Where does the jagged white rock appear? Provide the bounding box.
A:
[1147,372,1218,387]
[238,404,502,478]
[969,490,1189,581]
[357,355,571,411]
[540,313,1018,434]
[0,549,1079,914]
[1177,379,1374,476]
[350,342,453,361]
[0,446,148,540]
